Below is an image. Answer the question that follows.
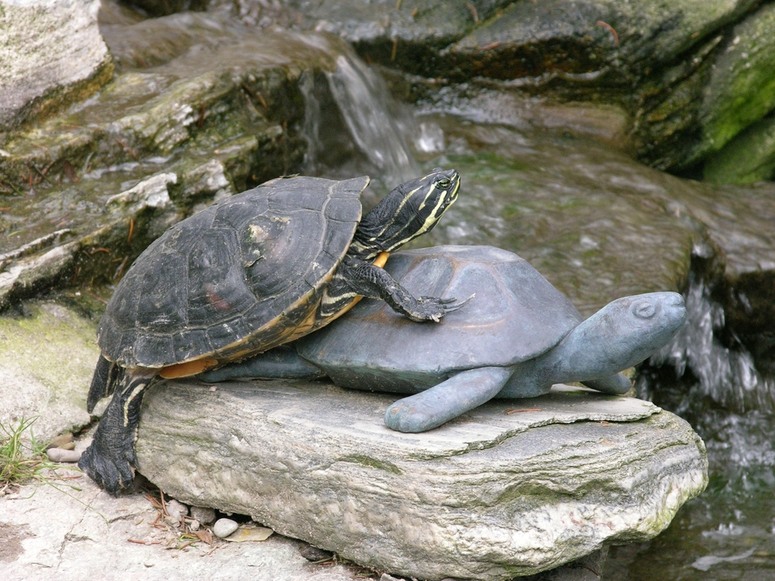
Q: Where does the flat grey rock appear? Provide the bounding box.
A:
[136,380,708,580]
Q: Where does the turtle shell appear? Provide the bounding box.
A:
[297,245,583,379]
[99,175,367,370]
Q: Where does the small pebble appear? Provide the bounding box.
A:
[188,519,201,532]
[47,433,75,450]
[212,517,239,539]
[190,506,217,525]
[46,448,81,463]
[165,499,188,526]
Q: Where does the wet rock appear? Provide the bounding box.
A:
[295,0,482,49]
[704,114,775,185]
[445,0,765,174]
[447,0,751,82]
[294,0,775,180]
[422,128,696,315]
[698,4,775,156]
[136,380,708,580]
[0,171,180,309]
[700,4,775,183]
[0,0,113,128]
[419,118,775,354]
[0,11,350,305]
[212,518,239,539]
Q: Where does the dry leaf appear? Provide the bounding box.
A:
[223,525,274,543]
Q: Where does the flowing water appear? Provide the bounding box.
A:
[300,49,775,580]
[299,46,420,193]
[624,244,775,580]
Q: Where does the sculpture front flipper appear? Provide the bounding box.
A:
[384,367,513,432]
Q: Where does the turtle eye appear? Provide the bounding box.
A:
[632,301,656,319]
[436,178,451,190]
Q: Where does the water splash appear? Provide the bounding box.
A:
[630,241,775,580]
[641,240,774,415]
[300,45,420,187]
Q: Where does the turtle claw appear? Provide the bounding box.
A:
[409,293,474,322]
[78,437,137,496]
[444,293,475,314]
[409,297,450,322]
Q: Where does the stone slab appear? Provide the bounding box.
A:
[136,380,708,580]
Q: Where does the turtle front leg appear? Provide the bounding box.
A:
[78,371,156,495]
[385,367,513,432]
[331,256,467,322]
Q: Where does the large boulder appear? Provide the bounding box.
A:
[700,3,775,183]
[136,380,708,580]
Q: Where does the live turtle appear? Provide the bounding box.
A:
[79,169,463,494]
[203,245,687,432]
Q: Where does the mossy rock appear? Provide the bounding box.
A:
[0,302,98,444]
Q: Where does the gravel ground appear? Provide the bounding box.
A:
[1,430,367,581]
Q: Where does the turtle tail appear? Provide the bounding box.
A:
[86,355,123,413]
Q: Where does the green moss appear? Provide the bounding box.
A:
[700,4,775,154]
[339,454,403,474]
[704,113,775,184]
[0,302,97,405]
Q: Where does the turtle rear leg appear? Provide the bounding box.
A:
[199,346,325,382]
[78,370,156,495]
[385,366,512,432]
[86,355,122,413]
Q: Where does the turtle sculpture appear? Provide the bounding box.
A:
[79,168,464,494]
[202,245,687,433]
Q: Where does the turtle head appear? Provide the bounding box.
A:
[352,168,460,257]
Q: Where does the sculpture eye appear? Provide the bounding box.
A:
[633,301,656,319]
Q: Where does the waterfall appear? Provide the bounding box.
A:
[299,43,420,189]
